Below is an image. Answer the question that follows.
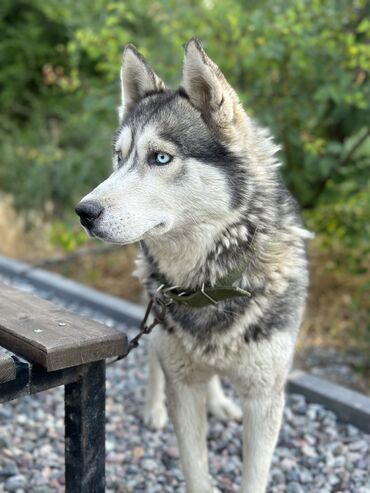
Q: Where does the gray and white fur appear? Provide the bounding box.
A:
[76,39,310,493]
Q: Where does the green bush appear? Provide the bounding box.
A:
[0,0,116,211]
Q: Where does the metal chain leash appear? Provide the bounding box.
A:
[108,285,169,365]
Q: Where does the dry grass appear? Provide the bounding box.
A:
[0,194,52,261]
[0,194,28,258]
[300,240,369,353]
[51,244,143,303]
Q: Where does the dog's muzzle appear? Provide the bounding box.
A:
[75,200,104,229]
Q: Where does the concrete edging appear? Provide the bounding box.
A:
[288,370,370,433]
[0,254,369,432]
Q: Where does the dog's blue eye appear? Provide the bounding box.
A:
[154,152,172,165]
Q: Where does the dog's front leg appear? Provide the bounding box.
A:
[144,343,168,429]
[241,392,285,493]
[166,377,215,493]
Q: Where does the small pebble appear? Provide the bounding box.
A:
[287,482,304,493]
[4,475,26,492]
[0,463,18,479]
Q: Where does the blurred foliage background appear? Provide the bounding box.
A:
[0,0,369,375]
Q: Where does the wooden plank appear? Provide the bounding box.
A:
[0,353,16,383]
[0,283,128,371]
[0,359,82,404]
[0,358,29,403]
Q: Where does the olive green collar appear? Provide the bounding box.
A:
[163,258,251,308]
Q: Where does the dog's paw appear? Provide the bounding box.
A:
[208,397,242,422]
[144,404,169,430]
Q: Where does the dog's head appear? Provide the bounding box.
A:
[76,39,249,244]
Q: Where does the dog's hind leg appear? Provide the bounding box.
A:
[207,375,242,421]
[240,391,285,493]
[166,377,217,493]
[145,357,241,429]
[144,343,169,430]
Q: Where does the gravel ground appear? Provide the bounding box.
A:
[0,277,370,493]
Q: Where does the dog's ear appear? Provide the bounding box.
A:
[182,39,238,129]
[120,44,165,119]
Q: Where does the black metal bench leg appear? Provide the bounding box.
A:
[65,360,106,493]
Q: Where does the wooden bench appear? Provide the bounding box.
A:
[0,282,128,493]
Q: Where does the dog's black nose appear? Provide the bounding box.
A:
[75,200,104,227]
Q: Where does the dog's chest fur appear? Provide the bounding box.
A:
[136,206,309,367]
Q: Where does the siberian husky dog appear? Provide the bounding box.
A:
[76,39,309,493]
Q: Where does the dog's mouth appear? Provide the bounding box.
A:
[83,219,170,245]
[150,222,167,234]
